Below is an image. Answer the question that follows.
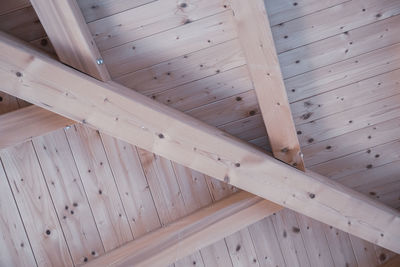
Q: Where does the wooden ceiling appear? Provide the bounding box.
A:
[0,0,399,266]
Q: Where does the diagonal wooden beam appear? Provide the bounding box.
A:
[230,0,304,169]
[30,0,110,81]
[1,32,399,253]
[0,105,283,266]
[84,191,281,267]
[0,0,111,149]
[26,2,284,265]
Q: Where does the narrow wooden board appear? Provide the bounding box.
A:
[137,148,187,225]
[265,0,348,26]
[225,228,260,266]
[271,209,311,267]
[286,41,400,103]
[116,39,245,96]
[323,226,357,267]
[271,0,400,53]
[248,217,286,267]
[89,0,229,51]
[84,192,281,267]
[77,0,155,23]
[310,139,400,180]
[200,240,234,267]
[295,215,335,267]
[0,6,46,42]
[0,161,36,267]
[65,125,133,251]
[279,14,400,79]
[33,129,105,264]
[100,135,161,238]
[0,0,30,16]
[302,117,400,166]
[296,94,400,147]
[103,11,237,77]
[291,68,400,125]
[0,142,73,266]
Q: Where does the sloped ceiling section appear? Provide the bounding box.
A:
[0,0,399,266]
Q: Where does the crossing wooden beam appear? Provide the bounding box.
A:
[230,0,304,170]
[26,2,284,266]
[30,0,110,81]
[0,32,399,253]
[84,191,281,267]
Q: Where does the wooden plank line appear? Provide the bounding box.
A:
[265,0,350,27]
[65,125,134,251]
[271,0,400,53]
[103,10,237,78]
[0,142,74,266]
[279,14,400,79]
[100,135,161,238]
[286,42,400,103]
[1,32,400,253]
[77,0,156,23]
[0,158,38,266]
[33,129,105,264]
[88,0,230,51]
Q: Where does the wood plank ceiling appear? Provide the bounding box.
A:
[0,0,399,266]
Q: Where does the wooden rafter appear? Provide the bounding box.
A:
[84,191,281,267]
[0,103,281,264]
[0,32,399,253]
[30,0,110,81]
[27,1,283,265]
[230,0,304,169]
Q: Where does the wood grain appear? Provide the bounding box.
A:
[1,33,399,253]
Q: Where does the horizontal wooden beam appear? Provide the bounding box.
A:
[23,3,283,265]
[1,32,399,253]
[0,105,72,148]
[84,191,281,267]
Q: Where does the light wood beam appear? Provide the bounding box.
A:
[1,33,399,253]
[0,0,112,149]
[30,0,110,81]
[230,0,304,169]
[0,105,72,149]
[380,255,400,267]
[83,191,281,267]
[0,99,82,150]
[26,3,284,265]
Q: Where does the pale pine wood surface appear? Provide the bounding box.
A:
[0,0,399,266]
